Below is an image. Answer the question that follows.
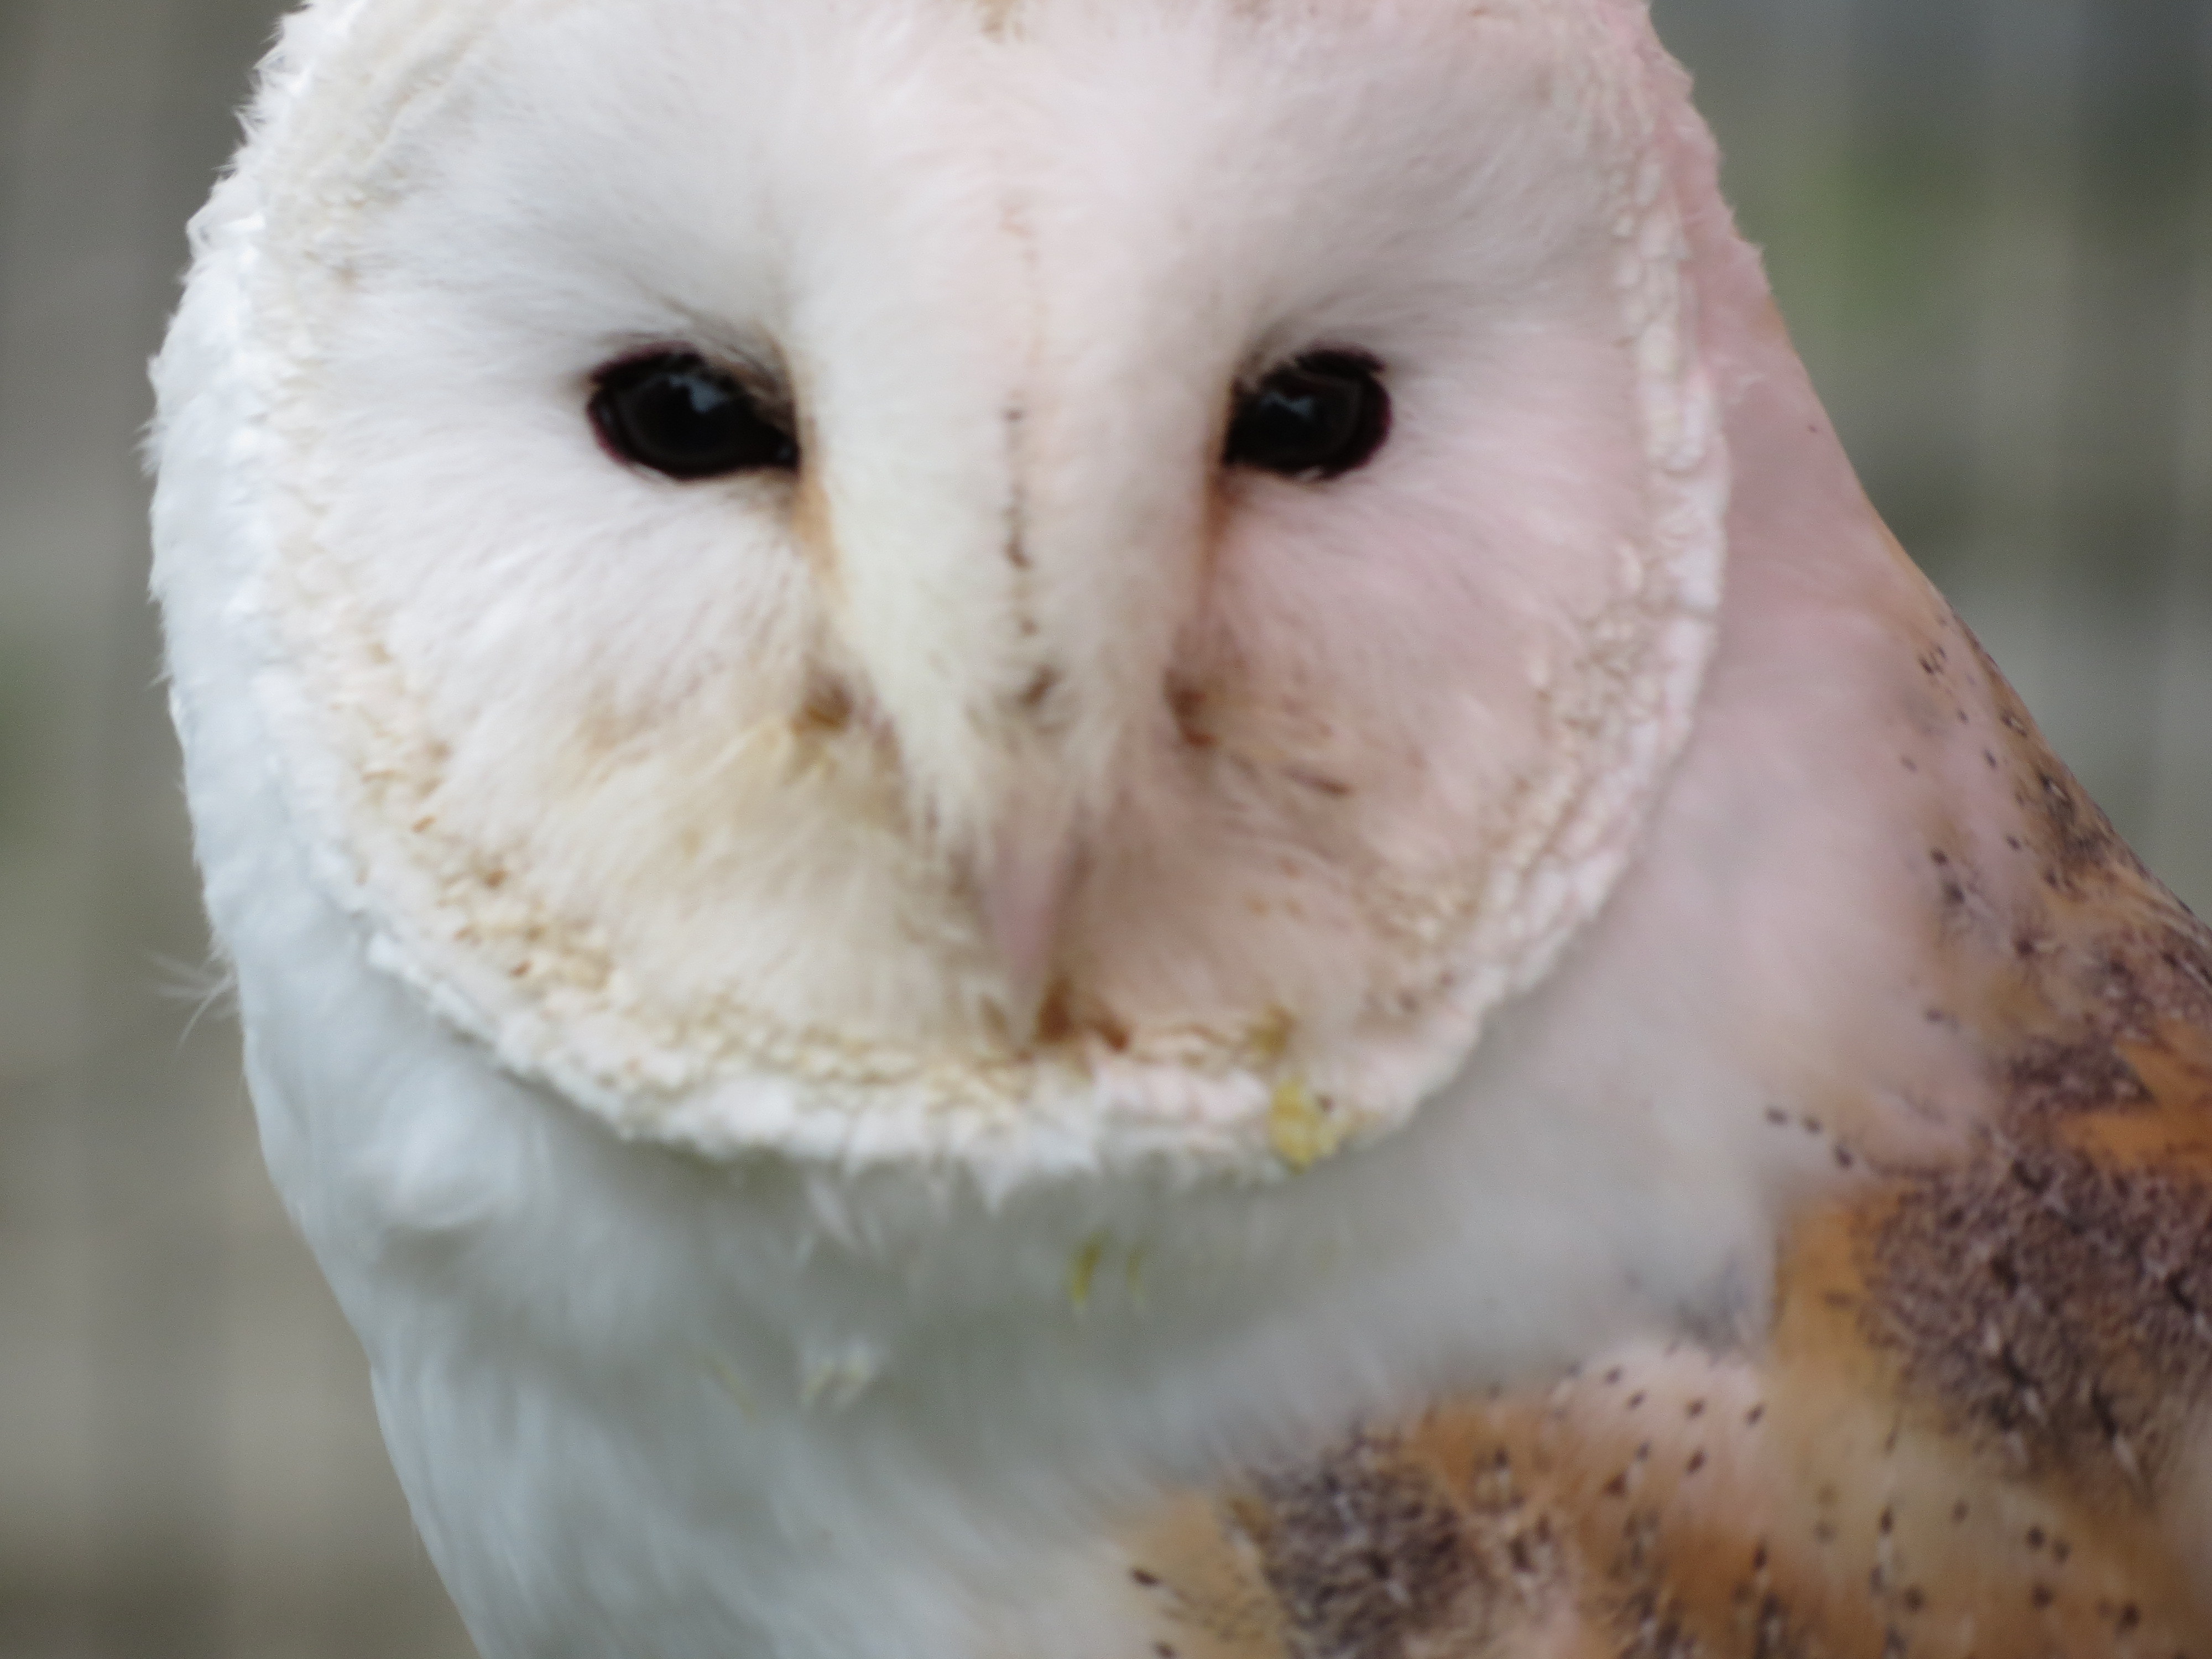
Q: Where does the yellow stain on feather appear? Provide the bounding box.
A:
[1267,1078,1348,1173]
[1067,1232,1109,1313]
[1249,1006,1297,1066]
[700,1353,758,1420]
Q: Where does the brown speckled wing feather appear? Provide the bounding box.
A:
[1125,717,2212,1659]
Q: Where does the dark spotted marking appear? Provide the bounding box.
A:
[1960,627,2137,894]
[1282,768,1353,800]
[1168,681,1215,750]
[2068,924,2212,1046]
[795,674,855,735]
[2024,768,2130,893]
[1091,1005,1133,1052]
[1035,979,1077,1047]
[1243,1437,1479,1659]
[2006,1038,2151,1119]
[1503,1520,1552,1582]
[1934,848,1971,917]
[1855,828,2212,1486]
[1614,1588,1705,1659]
[1000,402,1033,568]
[1866,1133,2212,1489]
[1018,665,1060,714]
[1750,1592,1804,1659]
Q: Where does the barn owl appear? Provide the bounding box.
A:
[150,0,2212,1655]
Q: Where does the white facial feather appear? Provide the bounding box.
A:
[148,3,2034,1656]
[171,0,1724,1181]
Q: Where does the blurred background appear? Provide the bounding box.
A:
[0,0,2206,1653]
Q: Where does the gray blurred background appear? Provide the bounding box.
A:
[0,1,2207,1655]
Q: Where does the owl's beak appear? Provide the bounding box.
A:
[978,820,1077,1042]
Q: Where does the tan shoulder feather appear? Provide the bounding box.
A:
[1126,720,2212,1659]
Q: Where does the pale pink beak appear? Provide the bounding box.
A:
[978,826,1077,1038]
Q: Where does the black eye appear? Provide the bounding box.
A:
[1224,350,1392,481]
[588,351,798,480]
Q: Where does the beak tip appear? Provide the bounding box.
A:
[979,834,1076,1040]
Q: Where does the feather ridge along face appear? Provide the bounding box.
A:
[160,0,1728,1183]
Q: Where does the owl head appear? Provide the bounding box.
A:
[155,0,1729,1186]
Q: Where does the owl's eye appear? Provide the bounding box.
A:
[1224,351,1392,481]
[588,352,798,480]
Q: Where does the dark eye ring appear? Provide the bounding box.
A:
[588,351,799,481]
[1223,350,1392,481]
